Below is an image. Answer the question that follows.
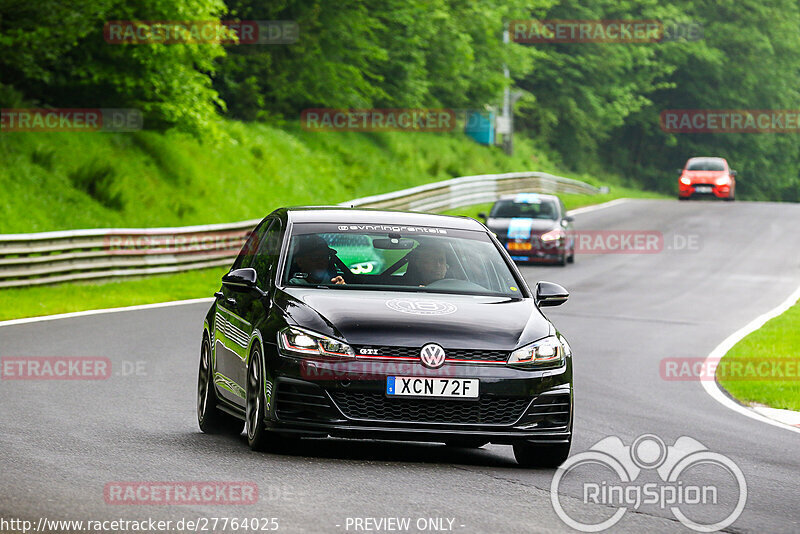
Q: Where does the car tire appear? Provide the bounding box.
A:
[197,335,243,435]
[513,440,571,468]
[444,439,488,449]
[557,253,567,266]
[567,249,575,263]
[246,348,269,450]
[678,196,688,201]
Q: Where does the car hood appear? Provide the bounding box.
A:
[683,170,727,182]
[275,287,552,350]
[486,218,558,239]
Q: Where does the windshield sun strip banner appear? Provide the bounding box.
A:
[507,218,534,240]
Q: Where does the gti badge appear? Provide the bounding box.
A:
[420,343,446,369]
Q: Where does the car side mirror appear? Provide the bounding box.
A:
[729,170,737,176]
[677,168,684,174]
[563,215,574,223]
[477,212,487,222]
[535,281,569,307]
[222,268,267,297]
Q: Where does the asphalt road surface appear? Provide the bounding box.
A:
[1,199,799,534]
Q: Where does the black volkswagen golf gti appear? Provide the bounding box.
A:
[197,207,574,467]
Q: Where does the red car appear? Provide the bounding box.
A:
[678,157,737,200]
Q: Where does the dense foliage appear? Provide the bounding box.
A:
[1,0,798,200]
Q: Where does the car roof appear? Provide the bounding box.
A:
[496,192,560,203]
[687,156,727,162]
[280,206,485,231]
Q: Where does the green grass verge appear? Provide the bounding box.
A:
[0,267,228,322]
[717,301,800,412]
[0,121,564,233]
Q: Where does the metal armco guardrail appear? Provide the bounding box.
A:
[340,171,605,211]
[0,171,604,288]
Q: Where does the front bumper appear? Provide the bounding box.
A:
[264,355,573,445]
[679,183,732,198]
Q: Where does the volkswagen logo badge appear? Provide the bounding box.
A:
[420,343,446,369]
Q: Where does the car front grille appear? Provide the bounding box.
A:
[275,381,338,421]
[519,393,571,429]
[329,391,530,425]
[355,346,509,363]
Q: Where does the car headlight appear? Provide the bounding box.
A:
[541,229,564,242]
[507,335,567,367]
[715,175,730,185]
[680,176,691,185]
[278,326,354,358]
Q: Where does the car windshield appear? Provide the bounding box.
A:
[282,223,523,297]
[489,198,558,219]
[687,159,726,171]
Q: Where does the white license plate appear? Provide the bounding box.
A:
[387,376,479,398]
[695,186,712,193]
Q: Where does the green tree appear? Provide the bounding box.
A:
[215,0,542,118]
[0,0,227,135]
[604,0,800,200]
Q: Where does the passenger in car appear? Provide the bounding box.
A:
[289,234,346,285]
[404,242,449,286]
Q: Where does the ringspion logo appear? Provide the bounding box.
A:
[551,434,746,532]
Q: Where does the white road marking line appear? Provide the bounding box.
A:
[567,198,630,217]
[0,297,214,328]
[752,406,800,427]
[701,283,800,435]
